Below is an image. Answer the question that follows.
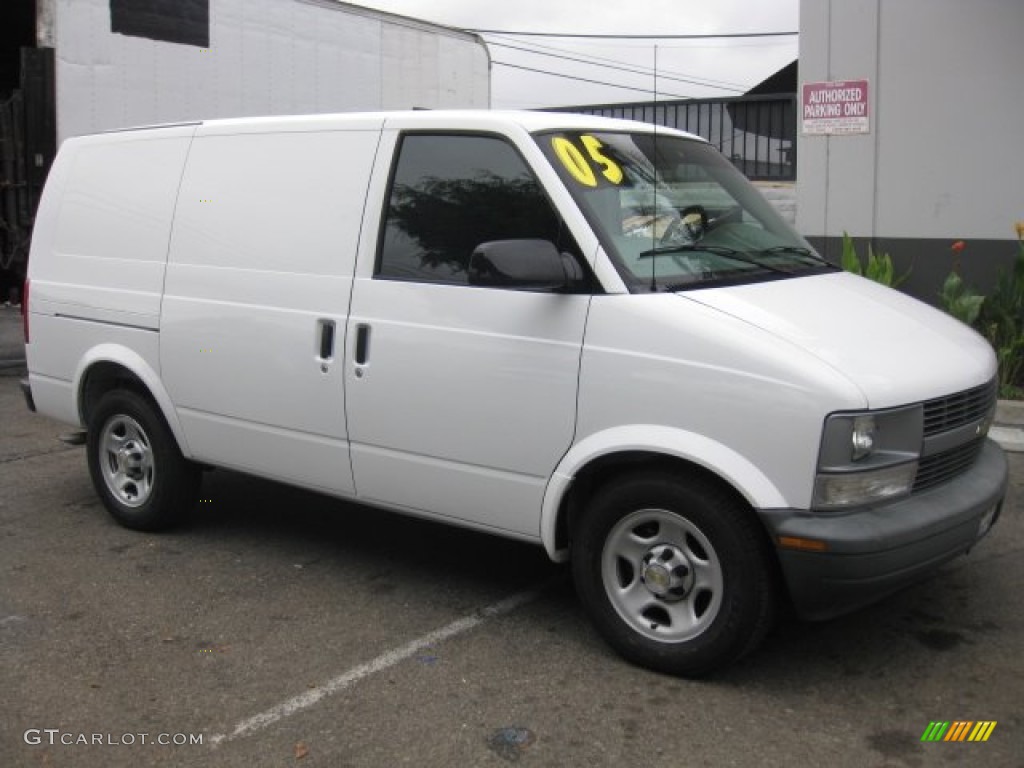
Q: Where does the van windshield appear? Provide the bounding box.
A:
[535,130,834,292]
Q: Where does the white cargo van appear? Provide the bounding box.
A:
[20,111,1007,676]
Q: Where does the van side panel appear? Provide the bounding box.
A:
[574,294,865,510]
[38,130,196,329]
[28,317,166,430]
[26,127,196,426]
[161,126,384,495]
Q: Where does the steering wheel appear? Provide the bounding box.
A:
[710,204,743,227]
[661,205,709,244]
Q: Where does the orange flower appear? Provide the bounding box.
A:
[951,240,966,253]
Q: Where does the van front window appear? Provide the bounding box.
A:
[536,130,834,292]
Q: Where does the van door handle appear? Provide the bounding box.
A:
[318,319,336,360]
[354,324,370,365]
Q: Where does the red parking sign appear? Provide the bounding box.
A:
[801,80,870,135]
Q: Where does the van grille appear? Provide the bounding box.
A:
[922,380,996,438]
[914,439,986,493]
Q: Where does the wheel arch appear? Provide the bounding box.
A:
[73,345,191,457]
[541,425,788,561]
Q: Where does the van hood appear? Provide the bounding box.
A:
[683,271,996,408]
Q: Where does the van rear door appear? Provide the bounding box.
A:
[161,119,384,494]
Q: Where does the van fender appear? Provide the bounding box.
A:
[540,425,788,561]
[72,344,192,457]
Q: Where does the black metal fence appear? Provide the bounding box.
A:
[546,94,797,182]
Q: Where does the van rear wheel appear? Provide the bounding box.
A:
[571,471,777,677]
[86,389,199,531]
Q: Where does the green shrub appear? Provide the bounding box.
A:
[975,231,1024,396]
[840,232,909,287]
[939,270,985,327]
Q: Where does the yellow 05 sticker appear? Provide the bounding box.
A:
[551,135,624,188]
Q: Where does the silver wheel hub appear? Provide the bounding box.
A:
[601,508,724,642]
[99,415,155,508]
[117,442,145,474]
[641,544,694,600]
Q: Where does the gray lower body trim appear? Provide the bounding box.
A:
[20,377,35,412]
[759,439,1008,620]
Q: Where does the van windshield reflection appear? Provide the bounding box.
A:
[536,130,833,291]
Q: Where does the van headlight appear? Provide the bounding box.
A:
[851,415,877,460]
[813,406,923,510]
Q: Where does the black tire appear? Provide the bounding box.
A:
[571,471,777,677]
[86,389,200,531]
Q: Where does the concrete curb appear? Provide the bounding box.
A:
[995,399,1024,426]
[990,426,1024,453]
[993,399,1024,453]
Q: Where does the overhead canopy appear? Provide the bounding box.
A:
[745,60,798,97]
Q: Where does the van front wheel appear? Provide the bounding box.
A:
[571,472,777,677]
[86,389,199,531]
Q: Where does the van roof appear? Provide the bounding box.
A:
[98,110,705,142]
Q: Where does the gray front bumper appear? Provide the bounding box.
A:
[759,439,1008,620]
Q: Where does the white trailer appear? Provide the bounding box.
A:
[0,0,491,296]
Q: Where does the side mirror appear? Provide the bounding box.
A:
[468,239,581,291]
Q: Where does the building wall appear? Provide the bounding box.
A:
[47,0,490,142]
[797,0,1024,303]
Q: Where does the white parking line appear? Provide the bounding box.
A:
[209,588,542,746]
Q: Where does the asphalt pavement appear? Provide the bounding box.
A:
[1,369,1022,767]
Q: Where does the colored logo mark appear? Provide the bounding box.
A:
[921,721,997,742]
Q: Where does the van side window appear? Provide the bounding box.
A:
[378,134,580,285]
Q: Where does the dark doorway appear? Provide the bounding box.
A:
[1,0,54,302]
[1,1,36,98]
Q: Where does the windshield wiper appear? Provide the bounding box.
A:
[639,243,737,259]
[758,245,838,269]
[638,243,795,276]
